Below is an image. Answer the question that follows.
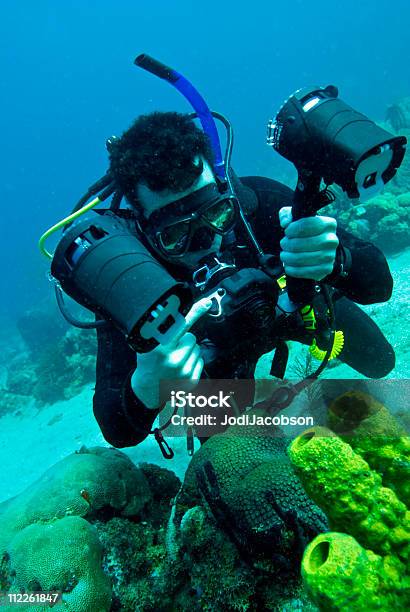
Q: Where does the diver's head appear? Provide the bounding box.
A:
[108,111,215,193]
[108,111,237,268]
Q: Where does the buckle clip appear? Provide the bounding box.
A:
[154,428,174,459]
[192,257,236,289]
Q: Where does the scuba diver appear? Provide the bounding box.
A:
[91,111,395,449]
[41,55,406,454]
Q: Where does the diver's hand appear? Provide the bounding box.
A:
[131,298,212,410]
[279,206,339,281]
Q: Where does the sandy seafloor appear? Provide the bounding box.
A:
[0,247,409,505]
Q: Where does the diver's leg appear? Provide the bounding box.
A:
[333,297,395,378]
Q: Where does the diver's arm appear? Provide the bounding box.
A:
[93,322,158,447]
[277,206,393,303]
[238,176,393,306]
[93,298,212,447]
[324,227,393,305]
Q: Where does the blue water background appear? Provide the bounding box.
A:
[0,0,409,318]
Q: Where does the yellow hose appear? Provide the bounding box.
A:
[38,196,102,260]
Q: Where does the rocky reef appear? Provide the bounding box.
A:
[1,393,408,610]
[0,435,326,611]
[324,188,410,255]
[0,302,97,414]
[30,326,96,404]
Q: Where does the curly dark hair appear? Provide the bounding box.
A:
[108,112,215,198]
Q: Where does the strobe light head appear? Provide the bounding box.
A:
[267,85,407,200]
[51,213,193,353]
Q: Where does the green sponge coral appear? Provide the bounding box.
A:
[288,427,410,561]
[289,426,410,610]
[302,532,408,611]
[328,391,410,506]
[3,516,111,612]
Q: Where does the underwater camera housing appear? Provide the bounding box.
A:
[197,261,280,350]
[267,85,407,203]
[51,212,192,353]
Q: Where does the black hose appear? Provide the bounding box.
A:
[70,172,114,214]
[55,285,107,329]
[134,54,177,83]
[109,190,124,212]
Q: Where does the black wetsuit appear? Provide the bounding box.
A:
[93,176,395,448]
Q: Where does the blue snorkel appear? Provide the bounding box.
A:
[134,54,264,258]
[135,54,226,181]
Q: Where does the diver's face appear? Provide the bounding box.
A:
[136,158,223,267]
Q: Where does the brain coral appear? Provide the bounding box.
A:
[0,446,151,554]
[2,516,111,612]
[181,412,328,566]
[0,447,153,612]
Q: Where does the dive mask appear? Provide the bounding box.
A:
[145,183,238,257]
